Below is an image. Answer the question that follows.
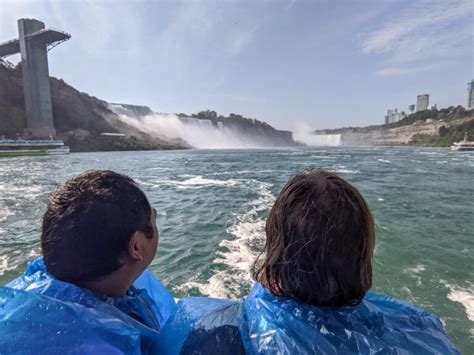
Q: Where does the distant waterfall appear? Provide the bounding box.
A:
[112,109,296,149]
[115,113,267,149]
[310,134,341,146]
[179,117,215,129]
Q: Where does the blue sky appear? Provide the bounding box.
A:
[1,0,473,131]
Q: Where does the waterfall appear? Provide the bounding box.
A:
[310,134,341,146]
[111,107,296,149]
[198,119,214,129]
[292,123,342,147]
[114,112,267,149]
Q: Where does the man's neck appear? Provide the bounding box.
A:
[81,265,141,297]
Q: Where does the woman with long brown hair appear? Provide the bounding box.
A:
[242,170,458,354]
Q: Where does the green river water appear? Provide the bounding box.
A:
[0,147,472,351]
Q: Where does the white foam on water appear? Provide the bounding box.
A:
[10,185,43,194]
[0,249,41,277]
[0,205,13,223]
[182,180,274,298]
[448,289,474,322]
[375,222,390,231]
[441,280,474,323]
[209,169,275,176]
[0,255,15,276]
[377,159,391,164]
[419,152,441,155]
[403,264,426,287]
[1,185,45,202]
[146,167,175,172]
[330,168,360,174]
[151,176,241,189]
[133,179,160,188]
[405,264,426,274]
[377,197,385,201]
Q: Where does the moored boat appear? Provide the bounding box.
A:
[0,139,70,157]
[451,133,474,151]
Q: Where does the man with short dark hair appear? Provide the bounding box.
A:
[0,170,176,353]
[42,170,159,296]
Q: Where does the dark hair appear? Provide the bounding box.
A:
[254,170,375,307]
[41,170,153,284]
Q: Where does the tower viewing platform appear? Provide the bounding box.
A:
[0,27,70,58]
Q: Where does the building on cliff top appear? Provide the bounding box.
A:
[416,94,429,112]
[385,108,406,124]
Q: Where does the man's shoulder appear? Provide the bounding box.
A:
[0,286,144,354]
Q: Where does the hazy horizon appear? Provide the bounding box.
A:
[1,0,473,132]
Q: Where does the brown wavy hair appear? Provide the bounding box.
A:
[254,170,375,307]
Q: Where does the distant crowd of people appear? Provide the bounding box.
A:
[0,169,459,354]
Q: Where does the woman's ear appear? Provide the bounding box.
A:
[127,231,146,262]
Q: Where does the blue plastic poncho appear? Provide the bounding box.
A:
[155,297,245,354]
[241,283,459,354]
[136,282,459,354]
[0,258,177,354]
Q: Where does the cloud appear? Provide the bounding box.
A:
[362,0,473,74]
[227,28,256,57]
[363,0,472,55]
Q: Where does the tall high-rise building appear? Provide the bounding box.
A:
[384,108,405,124]
[416,94,429,112]
[408,104,415,114]
[468,80,474,109]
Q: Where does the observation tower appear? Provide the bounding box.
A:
[0,19,70,137]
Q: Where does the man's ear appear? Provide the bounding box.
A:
[128,231,146,262]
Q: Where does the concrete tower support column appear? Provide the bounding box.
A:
[18,19,56,137]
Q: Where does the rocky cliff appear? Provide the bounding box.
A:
[314,107,474,146]
[1,64,298,150]
[0,64,186,151]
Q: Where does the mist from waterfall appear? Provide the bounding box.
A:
[116,112,268,149]
[293,121,341,146]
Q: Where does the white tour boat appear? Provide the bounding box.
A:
[0,139,70,157]
[451,133,474,151]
